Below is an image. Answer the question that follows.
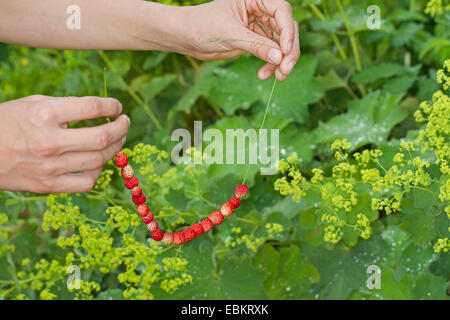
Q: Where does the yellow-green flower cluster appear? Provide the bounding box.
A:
[95,169,114,191]
[424,0,450,16]
[321,214,344,243]
[42,194,81,231]
[433,238,449,253]
[356,213,372,239]
[274,158,305,202]
[265,223,284,237]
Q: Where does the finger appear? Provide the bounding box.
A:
[47,96,123,124]
[228,26,283,66]
[57,114,130,153]
[51,168,103,193]
[279,21,300,77]
[50,137,125,175]
[258,63,277,80]
[251,0,295,54]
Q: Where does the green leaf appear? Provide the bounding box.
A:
[138,74,176,101]
[97,289,125,300]
[413,272,449,300]
[312,91,408,150]
[207,55,323,122]
[352,63,413,85]
[254,244,319,299]
[162,237,266,299]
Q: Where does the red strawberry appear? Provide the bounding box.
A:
[124,176,139,189]
[114,152,128,168]
[151,228,164,241]
[142,212,154,224]
[173,232,185,245]
[201,218,214,232]
[121,165,134,179]
[131,187,142,197]
[235,184,248,199]
[229,197,241,209]
[132,193,146,205]
[191,223,204,236]
[209,211,224,226]
[161,233,174,245]
[183,228,196,242]
[137,204,149,217]
[220,202,234,217]
[147,221,159,233]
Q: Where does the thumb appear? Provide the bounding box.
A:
[228,27,283,66]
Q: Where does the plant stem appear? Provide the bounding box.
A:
[97,50,163,130]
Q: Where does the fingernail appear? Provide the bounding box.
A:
[259,70,271,80]
[268,48,282,65]
[124,115,130,124]
[118,102,123,113]
[121,136,126,144]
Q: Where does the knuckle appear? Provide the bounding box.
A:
[35,106,57,123]
[284,1,292,12]
[28,94,46,101]
[86,97,103,117]
[38,161,56,177]
[92,154,105,169]
[96,132,110,149]
[35,179,56,193]
[30,134,59,156]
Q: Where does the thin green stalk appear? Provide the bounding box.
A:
[97,50,162,130]
[335,0,366,96]
[309,4,348,61]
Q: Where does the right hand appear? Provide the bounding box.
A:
[0,95,130,193]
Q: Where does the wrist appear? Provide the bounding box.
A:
[133,1,193,54]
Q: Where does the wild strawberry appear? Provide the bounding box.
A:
[220,202,234,217]
[173,232,185,245]
[201,218,214,232]
[131,187,142,197]
[137,204,149,217]
[147,221,158,233]
[229,197,241,209]
[142,212,154,224]
[161,233,174,245]
[114,152,128,168]
[151,228,164,241]
[121,165,134,179]
[124,176,139,189]
[235,184,248,199]
[191,223,204,236]
[209,211,224,226]
[132,193,146,205]
[183,228,196,242]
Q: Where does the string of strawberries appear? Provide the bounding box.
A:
[114,151,248,245]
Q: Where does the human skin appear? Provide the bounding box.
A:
[0,0,300,193]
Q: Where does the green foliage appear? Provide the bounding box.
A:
[0,0,449,300]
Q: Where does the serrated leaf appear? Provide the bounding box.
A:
[207,55,323,122]
[312,91,408,150]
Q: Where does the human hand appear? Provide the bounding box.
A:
[0,95,130,193]
[182,0,300,81]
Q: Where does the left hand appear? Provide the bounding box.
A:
[181,0,300,81]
